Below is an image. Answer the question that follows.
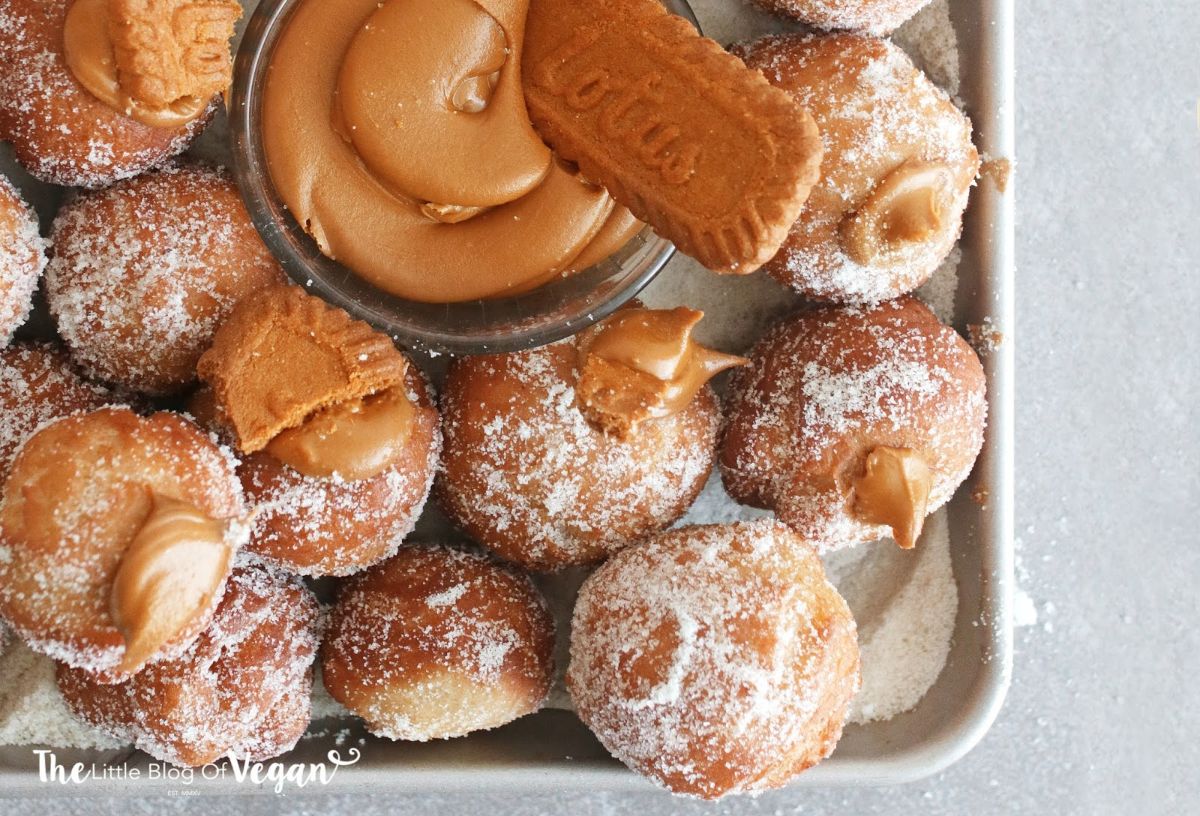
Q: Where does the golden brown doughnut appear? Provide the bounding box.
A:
[0,176,45,345]
[57,566,321,767]
[0,343,110,480]
[221,367,439,577]
[235,672,315,761]
[568,520,860,799]
[0,0,215,188]
[45,165,284,396]
[240,406,440,577]
[737,33,979,303]
[438,307,739,571]
[751,0,931,35]
[321,545,555,741]
[720,297,986,551]
[0,407,247,680]
[195,286,442,577]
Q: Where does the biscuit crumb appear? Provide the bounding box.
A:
[968,318,1005,354]
[980,157,1014,193]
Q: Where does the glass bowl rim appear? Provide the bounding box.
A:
[227,0,701,355]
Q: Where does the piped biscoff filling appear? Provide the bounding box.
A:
[109,491,235,674]
[575,307,747,437]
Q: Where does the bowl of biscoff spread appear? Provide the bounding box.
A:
[229,0,696,353]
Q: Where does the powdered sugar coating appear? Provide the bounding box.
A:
[720,298,986,550]
[0,175,45,344]
[321,545,555,741]
[45,165,284,395]
[57,565,322,767]
[0,408,248,676]
[751,0,932,35]
[0,0,214,188]
[568,520,859,799]
[0,343,110,478]
[738,33,979,303]
[438,340,720,571]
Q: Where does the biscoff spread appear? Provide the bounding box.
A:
[261,0,642,303]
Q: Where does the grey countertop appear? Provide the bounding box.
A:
[4,1,1198,813]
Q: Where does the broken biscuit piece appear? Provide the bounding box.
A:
[197,285,410,454]
[109,0,242,110]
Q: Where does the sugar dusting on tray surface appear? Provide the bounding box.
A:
[825,510,957,724]
[0,638,124,750]
[0,0,967,748]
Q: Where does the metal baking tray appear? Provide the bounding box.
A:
[0,0,1013,795]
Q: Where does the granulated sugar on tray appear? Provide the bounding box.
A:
[0,638,124,750]
[0,0,969,749]
[825,510,958,724]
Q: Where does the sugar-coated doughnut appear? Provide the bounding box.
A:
[720,297,986,551]
[568,520,860,799]
[45,165,284,396]
[58,566,321,767]
[194,285,442,577]
[198,363,441,577]
[321,546,555,741]
[0,0,213,188]
[738,33,979,303]
[0,343,110,480]
[752,0,932,35]
[0,176,45,345]
[233,370,439,577]
[438,307,735,571]
[0,407,247,679]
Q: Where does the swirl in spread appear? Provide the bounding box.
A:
[262,0,643,303]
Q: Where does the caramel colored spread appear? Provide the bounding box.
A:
[63,0,239,128]
[109,492,233,674]
[575,307,748,436]
[841,161,955,267]
[261,0,643,303]
[265,386,417,481]
[849,446,933,550]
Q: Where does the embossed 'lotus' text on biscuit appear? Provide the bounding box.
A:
[535,34,700,186]
[522,0,823,274]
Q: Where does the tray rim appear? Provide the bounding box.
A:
[0,0,1015,797]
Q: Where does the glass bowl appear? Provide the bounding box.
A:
[228,0,700,355]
